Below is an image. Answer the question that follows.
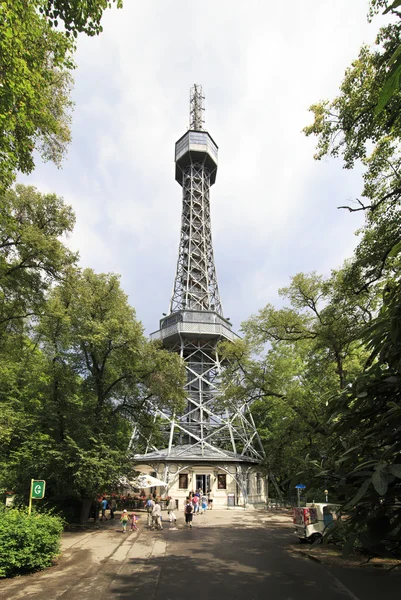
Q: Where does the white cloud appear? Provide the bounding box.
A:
[21,0,386,333]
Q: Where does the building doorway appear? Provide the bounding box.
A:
[196,474,210,492]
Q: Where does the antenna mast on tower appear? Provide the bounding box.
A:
[189,84,205,130]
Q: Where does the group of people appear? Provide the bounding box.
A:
[90,497,117,521]
[144,495,177,530]
[190,489,214,513]
[120,510,139,533]
[183,489,214,527]
[95,489,215,532]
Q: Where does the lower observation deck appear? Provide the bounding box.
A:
[150,310,238,343]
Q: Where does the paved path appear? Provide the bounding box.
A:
[0,510,400,600]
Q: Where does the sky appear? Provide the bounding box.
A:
[21,0,389,335]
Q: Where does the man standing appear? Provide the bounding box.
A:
[146,495,155,527]
[208,489,214,510]
[100,497,108,521]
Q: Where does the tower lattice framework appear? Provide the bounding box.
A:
[140,85,264,478]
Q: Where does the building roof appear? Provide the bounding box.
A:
[133,443,261,464]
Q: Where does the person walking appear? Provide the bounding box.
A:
[120,509,129,533]
[130,512,138,531]
[100,497,108,521]
[192,493,199,514]
[146,495,155,528]
[208,489,214,510]
[167,496,177,525]
[152,501,163,530]
[184,497,193,528]
[200,493,208,514]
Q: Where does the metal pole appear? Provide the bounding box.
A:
[297,487,300,507]
[28,479,34,516]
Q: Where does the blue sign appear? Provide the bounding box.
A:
[295,484,306,489]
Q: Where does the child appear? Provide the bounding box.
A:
[120,509,129,533]
[130,512,138,531]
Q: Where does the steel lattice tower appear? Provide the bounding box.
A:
[134,86,265,501]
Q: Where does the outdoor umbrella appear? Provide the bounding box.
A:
[129,473,167,488]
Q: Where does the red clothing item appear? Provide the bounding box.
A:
[193,496,199,504]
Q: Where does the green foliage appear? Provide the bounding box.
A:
[0,269,185,515]
[0,1,75,189]
[0,185,76,335]
[321,281,401,556]
[304,8,401,292]
[302,3,401,554]
[243,271,373,390]
[0,187,185,519]
[0,507,63,578]
[220,271,365,493]
[369,2,401,114]
[40,0,124,36]
[0,1,123,189]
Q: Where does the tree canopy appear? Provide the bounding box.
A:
[294,1,401,554]
[0,0,123,190]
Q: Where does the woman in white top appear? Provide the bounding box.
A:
[167,497,177,524]
[152,501,163,530]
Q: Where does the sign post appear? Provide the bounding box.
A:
[28,479,46,516]
[295,484,306,507]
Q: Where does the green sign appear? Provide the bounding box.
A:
[31,480,46,499]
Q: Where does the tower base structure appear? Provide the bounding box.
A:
[133,310,268,509]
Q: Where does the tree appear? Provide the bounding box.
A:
[0,1,123,190]
[304,5,401,292]
[321,281,401,557]
[0,185,76,338]
[303,1,401,554]
[243,272,373,390]
[1,268,186,520]
[219,271,372,496]
[0,2,75,190]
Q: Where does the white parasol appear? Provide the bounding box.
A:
[129,473,167,488]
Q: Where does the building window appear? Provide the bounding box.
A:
[256,473,261,494]
[179,474,188,489]
[217,474,226,489]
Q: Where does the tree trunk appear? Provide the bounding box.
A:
[80,498,93,524]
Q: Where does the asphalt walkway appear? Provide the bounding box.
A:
[0,509,400,600]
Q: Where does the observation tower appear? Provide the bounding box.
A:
[134,86,266,507]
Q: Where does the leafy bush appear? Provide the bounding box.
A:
[0,507,64,578]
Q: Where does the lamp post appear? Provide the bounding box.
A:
[321,452,328,503]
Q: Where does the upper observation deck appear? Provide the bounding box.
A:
[175,130,218,185]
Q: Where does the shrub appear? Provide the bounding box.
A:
[0,507,64,578]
